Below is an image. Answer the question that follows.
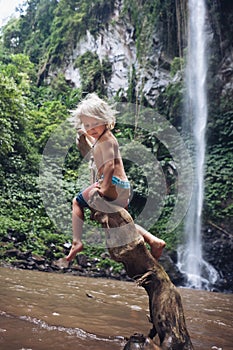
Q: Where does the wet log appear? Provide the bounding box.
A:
[89,193,194,350]
[77,135,194,349]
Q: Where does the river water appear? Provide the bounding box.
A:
[0,267,232,350]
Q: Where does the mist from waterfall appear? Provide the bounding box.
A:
[177,0,218,289]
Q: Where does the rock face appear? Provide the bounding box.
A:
[63,1,171,106]
[62,1,233,107]
[202,224,233,293]
[217,47,233,99]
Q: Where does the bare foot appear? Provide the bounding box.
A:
[66,240,83,262]
[150,238,166,260]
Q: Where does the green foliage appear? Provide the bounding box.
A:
[32,73,82,110]
[2,0,57,63]
[0,49,79,262]
[29,100,70,151]
[0,0,232,272]
[1,18,22,54]
[204,107,233,226]
[75,51,112,95]
[2,0,115,68]
[49,1,85,65]
[205,147,232,222]
[96,257,123,274]
[49,0,115,64]
[122,0,179,59]
[170,57,184,77]
[0,70,29,159]
[122,0,158,58]
[157,80,184,128]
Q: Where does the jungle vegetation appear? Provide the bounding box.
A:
[0,0,232,265]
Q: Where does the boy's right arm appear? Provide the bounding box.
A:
[76,132,92,158]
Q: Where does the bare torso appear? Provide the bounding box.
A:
[92,130,128,181]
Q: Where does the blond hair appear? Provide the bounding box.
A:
[72,93,117,130]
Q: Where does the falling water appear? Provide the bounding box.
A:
[178,0,218,289]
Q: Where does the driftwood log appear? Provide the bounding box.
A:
[89,194,194,350]
[78,134,194,350]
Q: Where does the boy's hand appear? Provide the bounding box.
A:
[97,189,104,197]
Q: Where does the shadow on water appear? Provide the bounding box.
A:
[0,267,232,350]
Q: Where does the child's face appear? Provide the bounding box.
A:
[81,116,106,139]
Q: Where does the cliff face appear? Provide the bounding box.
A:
[62,1,171,106]
[65,11,138,97]
[58,0,232,108]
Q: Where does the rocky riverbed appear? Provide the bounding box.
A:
[0,228,185,285]
[1,224,232,293]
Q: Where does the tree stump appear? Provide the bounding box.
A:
[89,192,194,350]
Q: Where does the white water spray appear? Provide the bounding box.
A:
[178,0,218,289]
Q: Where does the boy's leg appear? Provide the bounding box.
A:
[66,198,84,261]
[66,183,99,262]
[135,224,166,260]
[82,182,100,198]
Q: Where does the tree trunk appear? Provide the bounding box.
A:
[89,192,194,350]
[77,134,194,349]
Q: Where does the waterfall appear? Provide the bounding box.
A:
[177,0,218,289]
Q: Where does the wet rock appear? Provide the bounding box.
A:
[44,249,55,260]
[202,224,233,292]
[31,254,46,265]
[159,250,186,286]
[6,230,27,243]
[12,259,29,269]
[18,251,31,260]
[52,258,69,270]
[27,260,37,269]
[63,242,72,249]
[123,333,160,350]
[77,253,88,267]
[4,249,21,258]
[100,252,110,259]
[37,263,53,273]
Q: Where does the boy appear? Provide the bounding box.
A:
[66,93,165,262]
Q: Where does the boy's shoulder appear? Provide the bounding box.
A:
[98,131,118,148]
[102,130,116,141]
